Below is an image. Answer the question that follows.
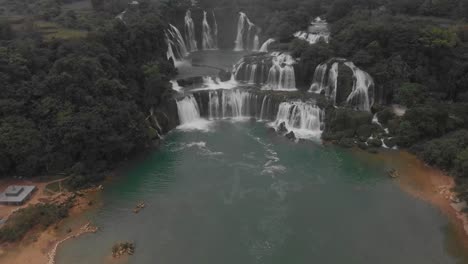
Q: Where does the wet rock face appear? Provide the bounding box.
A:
[218,69,232,82]
[277,122,288,134]
[155,98,179,133]
[336,63,354,106]
[285,131,296,140]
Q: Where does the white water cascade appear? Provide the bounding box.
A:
[166,24,189,63]
[271,101,324,139]
[209,90,255,119]
[234,12,256,51]
[344,61,374,112]
[265,52,296,90]
[309,59,374,111]
[171,80,183,92]
[232,52,296,90]
[253,34,259,51]
[185,10,198,52]
[176,95,212,130]
[259,38,275,52]
[177,95,201,124]
[202,11,217,50]
[212,11,218,48]
[294,17,330,44]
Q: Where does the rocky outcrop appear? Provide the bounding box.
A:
[218,69,232,82]
[177,76,204,87]
[278,122,288,134]
[285,131,296,140]
[336,64,354,106]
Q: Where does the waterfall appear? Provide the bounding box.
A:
[166,35,176,63]
[248,64,257,84]
[208,90,256,119]
[259,96,271,120]
[116,10,127,21]
[309,59,374,111]
[212,11,218,48]
[234,12,255,51]
[294,17,330,44]
[233,52,296,90]
[177,95,201,124]
[253,34,259,51]
[259,38,275,52]
[233,57,269,86]
[344,61,374,112]
[309,62,328,93]
[271,101,324,139]
[202,11,217,50]
[185,10,198,52]
[176,95,212,130]
[171,80,182,92]
[265,52,296,90]
[166,24,189,63]
[188,90,275,120]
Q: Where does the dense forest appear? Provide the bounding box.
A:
[0,0,179,187]
[1,0,468,203]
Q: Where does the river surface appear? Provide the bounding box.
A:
[56,50,468,263]
[57,119,468,264]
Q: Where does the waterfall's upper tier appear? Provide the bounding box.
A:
[294,17,330,44]
[166,24,189,63]
[309,58,374,112]
[234,12,259,51]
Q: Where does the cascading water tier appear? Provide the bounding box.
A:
[166,24,189,64]
[294,17,330,44]
[185,10,198,52]
[202,10,218,50]
[271,101,324,139]
[234,12,257,51]
[175,90,324,140]
[309,58,374,112]
[233,52,297,90]
[259,38,275,52]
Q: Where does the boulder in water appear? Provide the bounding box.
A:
[285,131,296,141]
[218,69,232,82]
[277,122,288,134]
[367,138,382,148]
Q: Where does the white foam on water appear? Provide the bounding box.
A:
[171,80,183,92]
[172,141,223,156]
[191,76,239,91]
[177,119,213,132]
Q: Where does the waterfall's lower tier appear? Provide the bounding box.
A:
[271,101,324,138]
[176,90,324,139]
[193,90,279,121]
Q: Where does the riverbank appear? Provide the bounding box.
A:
[0,180,103,264]
[355,149,468,251]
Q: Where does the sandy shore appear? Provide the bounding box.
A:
[0,180,103,264]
